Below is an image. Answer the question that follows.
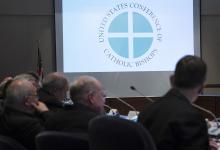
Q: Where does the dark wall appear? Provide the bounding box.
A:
[201,0,220,86]
[0,0,55,80]
[0,0,220,90]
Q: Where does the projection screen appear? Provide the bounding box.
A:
[55,0,201,97]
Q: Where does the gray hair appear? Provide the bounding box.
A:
[14,73,37,82]
[6,79,34,105]
[70,75,99,103]
[42,72,68,94]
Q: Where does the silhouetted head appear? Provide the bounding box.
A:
[171,55,207,89]
[170,55,207,102]
[42,72,69,101]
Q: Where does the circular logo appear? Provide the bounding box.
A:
[98,3,163,68]
[108,12,153,58]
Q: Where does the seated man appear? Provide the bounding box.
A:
[138,55,210,150]
[38,72,71,112]
[45,75,106,133]
[0,79,49,150]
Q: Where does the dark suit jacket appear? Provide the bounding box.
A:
[138,88,210,150]
[0,105,45,150]
[45,103,99,133]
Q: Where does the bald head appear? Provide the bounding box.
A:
[70,76,100,101]
[70,75,106,113]
[14,73,40,90]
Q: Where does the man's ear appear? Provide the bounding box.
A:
[24,96,32,106]
[170,75,175,87]
[197,85,204,94]
[87,91,95,104]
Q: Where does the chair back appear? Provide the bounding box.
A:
[89,116,156,150]
[36,131,89,150]
[0,134,27,150]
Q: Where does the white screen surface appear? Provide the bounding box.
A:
[55,0,200,97]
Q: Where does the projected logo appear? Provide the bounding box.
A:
[108,12,153,58]
[98,3,163,68]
